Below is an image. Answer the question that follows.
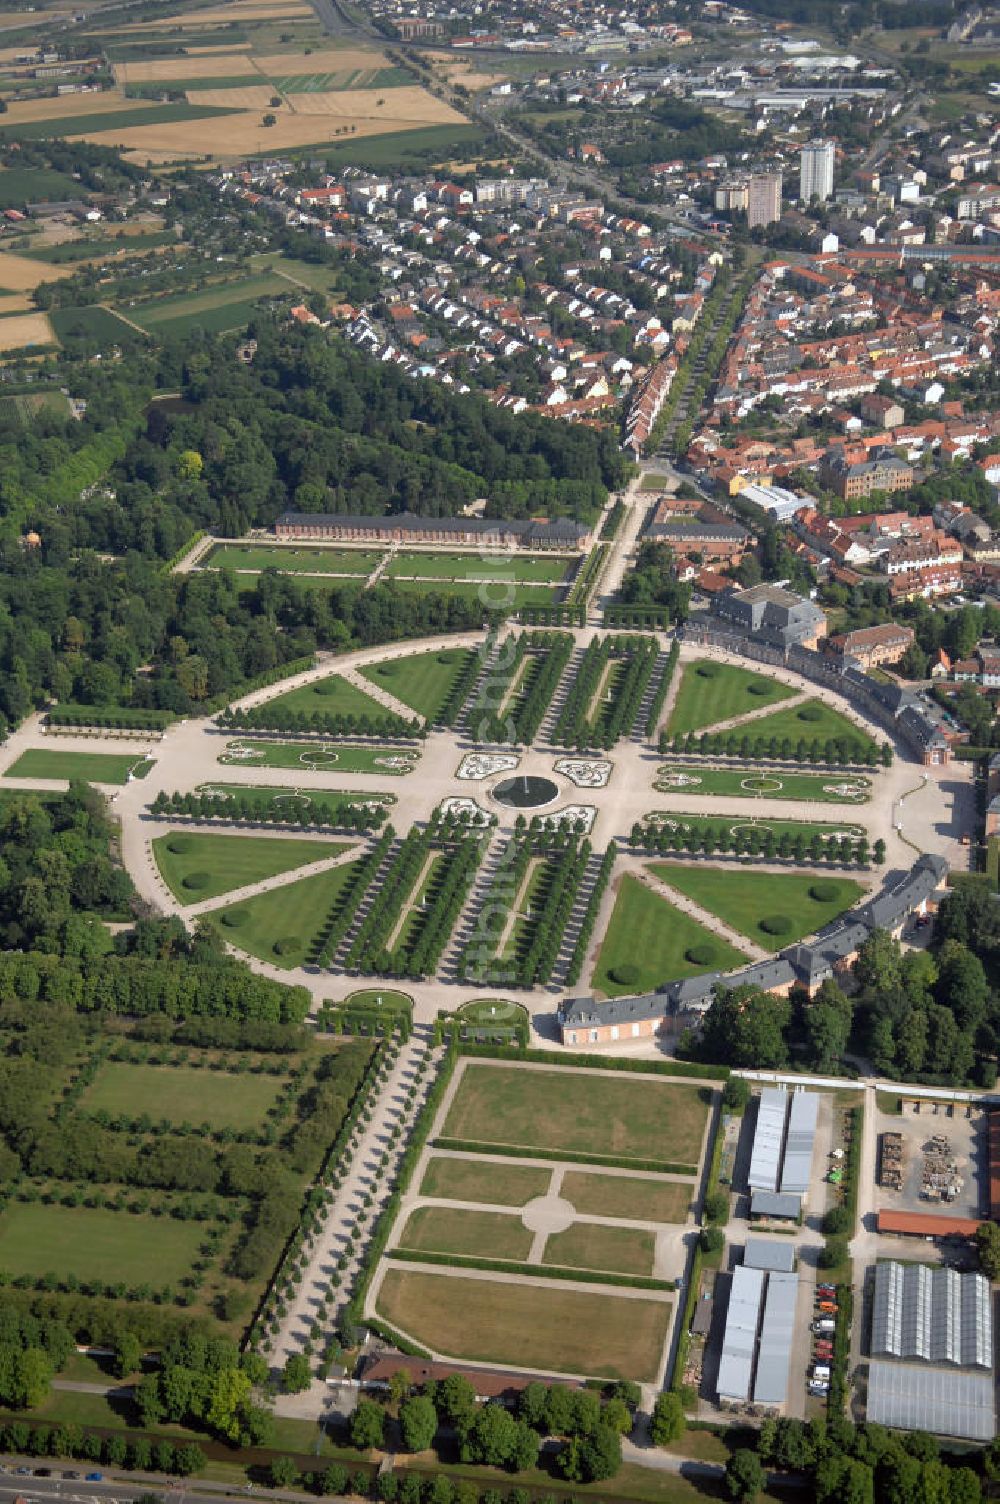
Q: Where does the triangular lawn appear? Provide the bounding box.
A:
[255,673,386,719]
[649,863,864,950]
[359,647,475,721]
[204,858,366,969]
[667,659,796,736]
[591,874,747,997]
[153,831,350,906]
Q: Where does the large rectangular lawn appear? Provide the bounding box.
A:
[650,863,865,949]
[419,1155,551,1207]
[4,749,152,784]
[257,674,386,720]
[80,1061,285,1130]
[441,1063,709,1168]
[375,1268,671,1381]
[358,647,476,721]
[153,832,343,905]
[397,1206,533,1261]
[0,1203,205,1285]
[560,1171,692,1223]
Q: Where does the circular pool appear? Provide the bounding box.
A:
[491,775,560,810]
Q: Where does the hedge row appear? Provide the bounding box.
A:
[48,704,174,731]
[436,646,484,729]
[386,1246,675,1292]
[645,639,680,741]
[460,1043,728,1082]
[564,843,616,989]
[160,528,205,575]
[565,543,608,607]
[432,1137,697,1177]
[314,829,394,968]
[207,653,317,717]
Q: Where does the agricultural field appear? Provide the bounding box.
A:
[649,863,865,948]
[49,305,145,346]
[653,764,873,804]
[204,543,380,574]
[384,551,573,584]
[217,740,419,774]
[128,273,291,335]
[0,389,71,424]
[0,311,56,351]
[358,648,476,721]
[0,164,80,206]
[80,1059,287,1129]
[152,830,345,904]
[4,748,153,784]
[0,99,241,141]
[206,857,367,967]
[667,660,796,736]
[21,230,175,263]
[591,874,747,998]
[440,1061,710,1169]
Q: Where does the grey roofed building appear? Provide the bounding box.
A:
[780,1090,818,1196]
[855,853,947,933]
[646,520,750,546]
[872,1261,993,1369]
[785,920,869,988]
[748,1087,788,1193]
[717,1264,765,1402]
[867,1361,995,1441]
[750,1190,801,1220]
[711,582,827,651]
[745,1236,796,1273]
[274,511,591,546]
[754,1271,798,1406]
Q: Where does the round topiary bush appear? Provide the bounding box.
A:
[610,963,640,987]
[181,871,210,891]
[747,682,772,696]
[437,651,460,664]
[313,679,337,696]
[797,703,822,722]
[221,909,249,928]
[166,837,191,854]
[273,937,302,957]
[376,662,397,676]
[696,663,719,679]
[809,880,840,903]
[759,914,792,936]
[685,943,717,966]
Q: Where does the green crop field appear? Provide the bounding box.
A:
[560,1171,691,1223]
[397,1205,533,1261]
[0,166,80,207]
[442,1062,710,1168]
[22,233,175,263]
[542,1222,655,1278]
[592,875,747,998]
[218,740,418,774]
[206,858,366,968]
[261,673,386,720]
[731,698,871,748]
[0,1202,206,1286]
[129,275,290,336]
[649,863,865,948]
[418,1154,551,1207]
[274,65,411,90]
[0,390,71,424]
[358,647,476,720]
[375,1268,672,1382]
[204,544,379,575]
[80,1060,286,1129]
[653,764,873,804]
[49,305,144,345]
[667,660,796,735]
[4,749,153,784]
[152,831,344,904]
[385,551,573,584]
[318,124,486,172]
[0,103,240,140]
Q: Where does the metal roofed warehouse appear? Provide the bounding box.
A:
[780,1089,818,1196]
[747,1087,788,1193]
[753,1271,798,1406]
[717,1264,765,1402]
[867,1361,995,1442]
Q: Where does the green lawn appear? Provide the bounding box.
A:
[644,812,865,846]
[218,740,418,774]
[318,123,486,172]
[592,875,747,998]
[206,858,366,968]
[442,1062,709,1168]
[0,1202,206,1285]
[733,698,871,748]
[386,578,560,607]
[80,1060,286,1129]
[667,660,796,735]
[358,648,476,721]
[191,782,394,817]
[561,1172,691,1223]
[259,673,386,720]
[129,275,290,336]
[0,165,80,207]
[653,764,873,804]
[397,1205,533,1261]
[152,831,345,904]
[385,551,572,584]
[5,748,153,784]
[205,544,379,575]
[49,305,144,346]
[649,863,865,948]
[543,1222,655,1277]
[419,1154,551,1207]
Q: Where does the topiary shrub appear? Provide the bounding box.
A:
[610,962,640,987]
[759,914,792,936]
[747,682,772,696]
[797,703,822,722]
[221,909,249,928]
[166,837,191,854]
[686,943,717,966]
[437,651,460,664]
[273,937,302,957]
[313,679,338,696]
[376,663,397,676]
[181,871,210,891]
[809,880,840,903]
[695,663,719,679]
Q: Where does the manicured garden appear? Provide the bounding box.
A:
[205,544,380,575]
[397,1205,534,1262]
[560,1171,691,1224]
[258,674,386,720]
[385,552,572,584]
[649,863,866,948]
[374,1267,672,1382]
[591,875,747,998]
[359,648,478,721]
[80,1060,286,1130]
[418,1155,551,1207]
[4,749,153,783]
[653,764,873,804]
[441,1062,710,1168]
[736,697,871,747]
[636,812,870,866]
[542,1222,655,1278]
[152,831,343,904]
[207,858,367,968]
[666,660,796,736]
[218,740,418,774]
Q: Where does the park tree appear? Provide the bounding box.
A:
[977,1221,1000,1280]
[351,1399,386,1451]
[700,985,791,1068]
[650,1391,685,1446]
[282,1354,312,1395]
[726,1449,764,1502]
[269,1456,298,1489]
[399,1395,438,1454]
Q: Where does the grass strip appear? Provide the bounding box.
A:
[386,1247,675,1291]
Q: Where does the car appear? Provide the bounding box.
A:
[86,1472,104,1482]
[15,1466,31,1474]
[34,1468,52,1476]
[64,1472,82,1480]
[817,1284,836,1294]
[808,1381,830,1396]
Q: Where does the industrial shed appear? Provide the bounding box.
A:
[780,1089,818,1195]
[867,1361,995,1442]
[753,1271,798,1406]
[717,1265,765,1402]
[747,1088,788,1193]
[872,1261,992,1369]
[745,1236,796,1273]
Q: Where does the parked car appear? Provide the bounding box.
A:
[813,1319,836,1333]
[808,1381,830,1396]
[86,1472,103,1482]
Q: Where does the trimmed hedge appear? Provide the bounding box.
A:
[386,1246,675,1292]
[460,1042,728,1081]
[432,1137,697,1176]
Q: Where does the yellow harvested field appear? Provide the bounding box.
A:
[0,312,56,351]
[0,251,76,293]
[187,83,274,108]
[250,46,387,72]
[284,85,462,121]
[184,42,254,52]
[113,54,258,82]
[0,89,157,125]
[135,1,311,24]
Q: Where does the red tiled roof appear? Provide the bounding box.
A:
[877,1209,982,1238]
